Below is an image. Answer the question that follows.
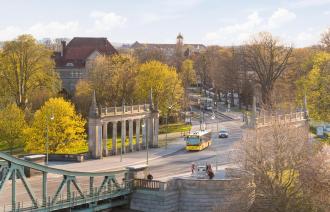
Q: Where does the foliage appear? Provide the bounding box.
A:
[238,124,329,211]
[179,59,196,88]
[135,60,184,115]
[0,104,27,154]
[133,47,167,64]
[297,52,330,122]
[89,54,139,106]
[0,35,60,109]
[24,98,87,154]
[73,80,93,118]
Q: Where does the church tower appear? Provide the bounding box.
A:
[176,33,184,46]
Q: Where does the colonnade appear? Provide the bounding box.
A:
[88,92,159,159]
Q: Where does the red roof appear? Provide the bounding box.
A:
[55,37,117,68]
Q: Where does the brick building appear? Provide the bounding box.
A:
[54,37,117,95]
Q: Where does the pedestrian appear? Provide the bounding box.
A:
[147,173,153,180]
[191,163,196,174]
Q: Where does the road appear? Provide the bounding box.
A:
[0,111,244,209]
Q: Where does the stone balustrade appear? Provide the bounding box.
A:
[100,104,150,117]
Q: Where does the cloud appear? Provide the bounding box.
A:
[28,21,80,38]
[90,11,127,32]
[0,11,127,40]
[204,8,296,45]
[0,22,80,40]
[291,0,330,7]
[268,8,296,29]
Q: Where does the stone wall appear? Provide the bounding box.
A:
[130,189,178,212]
[130,168,255,212]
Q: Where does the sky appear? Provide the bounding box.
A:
[0,0,329,47]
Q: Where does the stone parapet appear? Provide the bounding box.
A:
[130,168,256,212]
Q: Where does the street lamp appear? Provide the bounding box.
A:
[45,113,54,165]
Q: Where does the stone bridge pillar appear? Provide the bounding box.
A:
[88,91,102,159]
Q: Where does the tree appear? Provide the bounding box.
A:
[243,32,293,108]
[89,54,139,106]
[0,104,27,154]
[73,80,93,118]
[297,52,330,122]
[0,35,60,109]
[133,47,167,64]
[320,28,330,52]
[24,98,87,154]
[135,61,184,116]
[180,59,196,111]
[237,123,329,211]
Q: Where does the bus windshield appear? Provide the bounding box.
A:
[186,137,200,145]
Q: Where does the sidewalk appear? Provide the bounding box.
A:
[48,136,186,173]
[221,111,243,121]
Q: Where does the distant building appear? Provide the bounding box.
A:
[54,37,117,95]
[130,33,206,58]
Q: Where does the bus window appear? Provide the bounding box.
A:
[186,137,200,145]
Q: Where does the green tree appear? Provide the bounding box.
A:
[297,52,330,122]
[0,104,27,154]
[24,98,87,154]
[89,54,139,106]
[0,35,60,109]
[135,61,184,116]
[180,59,196,111]
[73,80,93,118]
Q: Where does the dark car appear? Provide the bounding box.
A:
[218,129,229,138]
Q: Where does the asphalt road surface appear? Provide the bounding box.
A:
[0,113,243,210]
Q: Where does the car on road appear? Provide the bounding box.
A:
[218,129,229,138]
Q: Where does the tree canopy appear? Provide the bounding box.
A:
[0,104,27,153]
[89,54,139,106]
[0,35,60,109]
[135,60,184,115]
[297,52,330,122]
[24,97,87,154]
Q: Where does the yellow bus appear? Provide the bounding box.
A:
[186,130,212,151]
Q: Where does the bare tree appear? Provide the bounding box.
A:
[236,123,330,212]
[243,32,293,108]
[320,28,330,52]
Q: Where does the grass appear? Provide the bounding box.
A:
[159,122,192,134]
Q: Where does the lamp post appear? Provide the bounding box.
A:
[45,113,54,165]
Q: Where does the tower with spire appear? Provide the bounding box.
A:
[176,33,184,46]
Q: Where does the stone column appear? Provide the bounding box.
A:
[102,122,108,157]
[112,122,117,155]
[135,119,140,151]
[153,114,159,148]
[129,119,134,152]
[88,118,102,159]
[142,119,147,149]
[147,117,154,148]
[121,120,126,154]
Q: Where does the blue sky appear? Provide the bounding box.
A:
[0,0,329,47]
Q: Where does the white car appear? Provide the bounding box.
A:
[218,129,229,138]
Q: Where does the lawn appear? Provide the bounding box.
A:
[159,122,192,134]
